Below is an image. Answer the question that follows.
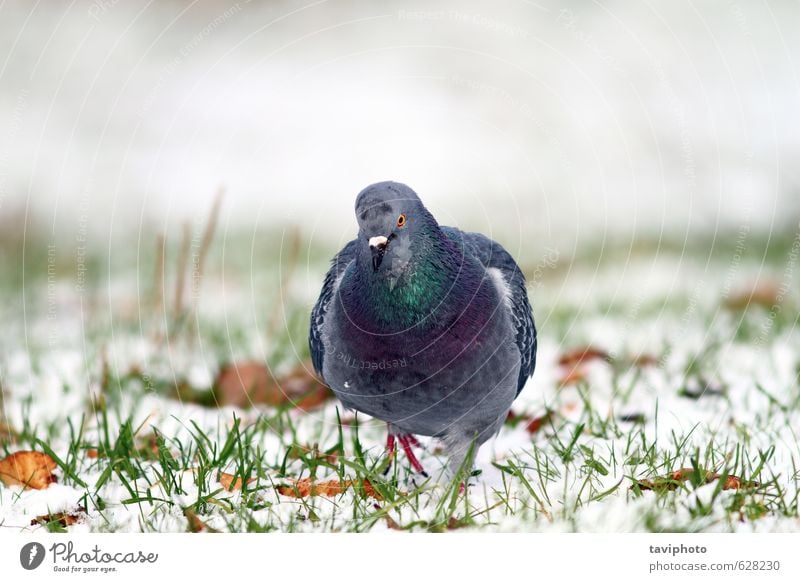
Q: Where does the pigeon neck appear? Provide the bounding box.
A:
[353,227,463,331]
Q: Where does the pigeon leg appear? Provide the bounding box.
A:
[398,434,429,478]
[382,433,396,475]
[405,434,422,448]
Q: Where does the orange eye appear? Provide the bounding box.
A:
[397,214,406,227]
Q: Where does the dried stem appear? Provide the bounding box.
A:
[174,222,191,321]
[152,233,165,314]
[266,226,302,339]
[191,187,224,310]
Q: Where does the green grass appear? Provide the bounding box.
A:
[1,226,799,532]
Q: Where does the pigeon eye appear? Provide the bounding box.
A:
[397,214,406,227]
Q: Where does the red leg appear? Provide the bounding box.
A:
[382,433,396,475]
[406,434,422,448]
[398,435,429,478]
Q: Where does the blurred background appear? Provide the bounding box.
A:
[1,0,799,357]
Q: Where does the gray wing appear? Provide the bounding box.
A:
[309,239,358,382]
[443,227,537,396]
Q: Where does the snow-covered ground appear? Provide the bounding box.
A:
[2,247,798,533]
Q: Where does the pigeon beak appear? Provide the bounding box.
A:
[369,236,389,271]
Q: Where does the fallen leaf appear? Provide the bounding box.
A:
[0,451,57,489]
[725,283,780,310]
[215,360,332,410]
[558,347,611,368]
[632,468,756,492]
[561,401,580,414]
[218,472,256,492]
[137,434,164,456]
[277,478,383,500]
[557,367,587,387]
[632,354,660,367]
[526,410,554,434]
[280,364,334,410]
[721,475,758,490]
[362,479,383,500]
[384,514,403,530]
[446,517,469,530]
[31,506,86,528]
[183,508,219,533]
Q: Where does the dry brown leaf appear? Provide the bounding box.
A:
[561,401,580,414]
[31,506,86,528]
[215,360,332,410]
[725,283,780,311]
[557,367,588,387]
[632,354,660,367]
[184,508,207,533]
[276,478,383,500]
[722,475,747,490]
[218,472,256,492]
[446,517,469,530]
[633,468,756,492]
[280,365,333,410]
[362,479,382,500]
[526,411,554,434]
[558,347,611,368]
[384,514,403,530]
[138,434,162,456]
[0,451,57,489]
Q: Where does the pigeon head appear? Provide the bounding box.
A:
[354,181,439,287]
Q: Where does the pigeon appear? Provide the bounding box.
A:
[309,181,536,478]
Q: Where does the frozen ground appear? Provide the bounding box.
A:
[1,233,798,533]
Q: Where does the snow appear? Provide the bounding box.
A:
[2,256,798,533]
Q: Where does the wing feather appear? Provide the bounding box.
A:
[443,227,537,396]
[309,240,358,381]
